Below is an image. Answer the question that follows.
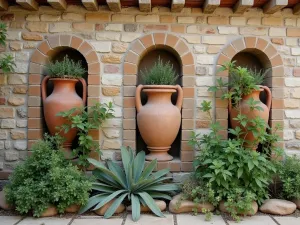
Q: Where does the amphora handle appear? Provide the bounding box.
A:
[41,75,50,102]
[78,78,87,106]
[262,85,272,111]
[136,85,143,113]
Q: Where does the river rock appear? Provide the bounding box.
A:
[0,191,13,210]
[169,194,215,214]
[65,204,81,213]
[259,199,296,215]
[40,205,58,217]
[292,199,300,209]
[94,199,125,216]
[127,200,166,212]
[219,200,258,216]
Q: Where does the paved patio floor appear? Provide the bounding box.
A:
[1,213,300,225]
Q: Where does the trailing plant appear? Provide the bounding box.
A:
[57,102,114,169]
[210,61,268,108]
[0,23,15,74]
[177,175,217,219]
[180,175,217,208]
[189,99,282,221]
[4,134,92,217]
[79,146,179,221]
[275,155,300,200]
[141,57,179,85]
[47,55,86,79]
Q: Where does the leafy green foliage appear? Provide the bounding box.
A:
[0,23,7,46]
[47,55,86,79]
[4,134,92,217]
[189,99,283,221]
[57,102,114,169]
[211,61,269,108]
[0,23,15,74]
[79,146,179,221]
[141,57,179,85]
[275,156,300,200]
[224,189,255,222]
[0,54,15,74]
[180,175,216,207]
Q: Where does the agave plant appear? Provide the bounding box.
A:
[79,146,179,221]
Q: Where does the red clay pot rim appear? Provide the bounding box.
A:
[49,77,80,82]
[143,89,176,93]
[142,85,178,89]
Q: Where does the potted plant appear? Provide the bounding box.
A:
[4,134,92,217]
[136,58,183,161]
[42,55,86,158]
[211,62,271,150]
[79,146,179,221]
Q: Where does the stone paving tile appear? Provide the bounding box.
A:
[125,214,174,225]
[177,214,226,225]
[273,216,300,225]
[227,216,276,225]
[72,217,123,225]
[18,217,72,225]
[0,216,22,225]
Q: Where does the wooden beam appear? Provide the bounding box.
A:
[16,0,39,11]
[106,0,121,12]
[139,0,151,12]
[233,0,253,14]
[263,0,288,14]
[203,0,220,14]
[47,0,67,10]
[0,0,8,11]
[82,0,98,11]
[171,0,185,12]
[294,3,300,15]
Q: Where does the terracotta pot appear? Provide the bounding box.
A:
[229,85,271,150]
[136,85,183,161]
[41,76,86,158]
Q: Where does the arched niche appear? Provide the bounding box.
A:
[216,37,285,149]
[27,34,101,168]
[123,32,196,172]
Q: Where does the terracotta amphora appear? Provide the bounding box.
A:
[136,85,183,161]
[229,85,271,150]
[41,76,86,158]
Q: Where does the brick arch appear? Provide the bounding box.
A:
[27,34,101,157]
[122,32,196,172]
[215,37,284,147]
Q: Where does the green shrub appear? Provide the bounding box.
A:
[79,146,179,221]
[4,135,92,217]
[275,156,300,200]
[189,100,282,221]
[141,57,179,85]
[0,23,15,74]
[47,55,86,79]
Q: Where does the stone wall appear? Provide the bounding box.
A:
[0,5,299,177]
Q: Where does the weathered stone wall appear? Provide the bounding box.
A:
[0,5,299,177]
